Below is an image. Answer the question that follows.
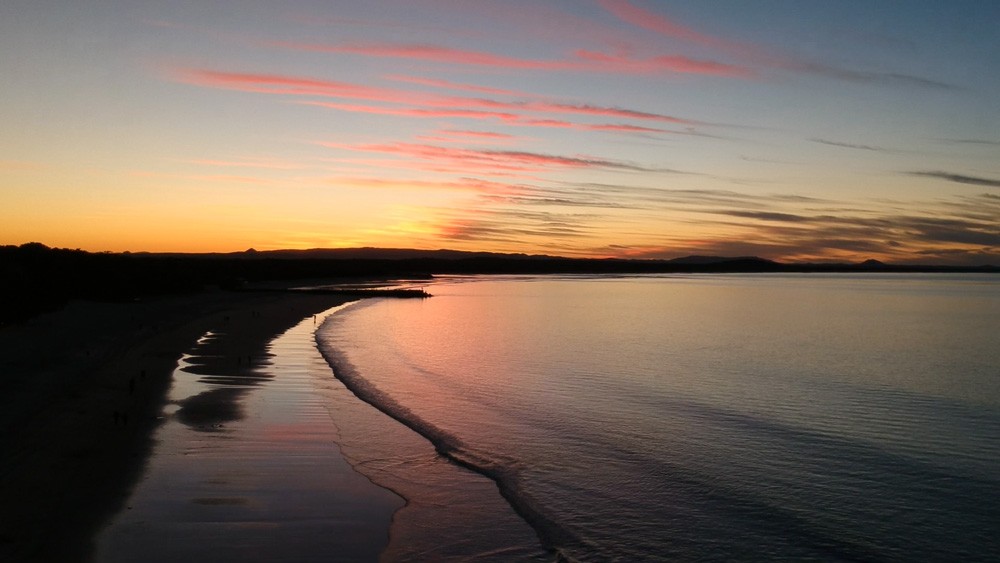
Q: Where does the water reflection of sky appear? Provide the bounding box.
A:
[96,306,400,562]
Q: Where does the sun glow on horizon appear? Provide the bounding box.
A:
[1,1,997,264]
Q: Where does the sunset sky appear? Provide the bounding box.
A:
[2,1,998,264]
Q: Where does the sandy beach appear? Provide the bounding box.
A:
[0,290,388,561]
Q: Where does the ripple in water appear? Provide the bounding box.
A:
[318,274,1000,562]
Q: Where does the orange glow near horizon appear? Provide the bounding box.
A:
[1,1,997,264]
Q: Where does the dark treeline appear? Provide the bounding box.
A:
[2,243,995,325]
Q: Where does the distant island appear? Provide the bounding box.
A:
[2,242,996,324]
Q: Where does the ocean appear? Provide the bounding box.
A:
[316,273,1000,562]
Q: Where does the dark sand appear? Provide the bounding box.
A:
[0,290,379,561]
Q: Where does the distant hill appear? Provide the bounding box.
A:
[2,243,996,324]
[667,255,773,265]
[858,258,886,269]
[143,247,556,261]
[245,247,554,261]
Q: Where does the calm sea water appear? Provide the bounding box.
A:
[317,274,1000,562]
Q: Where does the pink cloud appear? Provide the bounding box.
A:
[437,130,515,140]
[573,49,750,77]
[321,145,538,176]
[596,0,952,89]
[301,101,676,134]
[171,68,411,101]
[268,40,751,77]
[321,141,553,174]
[270,41,559,69]
[381,76,699,123]
[327,176,526,195]
[433,96,697,125]
[587,123,670,133]
[416,129,518,145]
[598,0,742,51]
[596,0,783,68]
[174,67,705,136]
[321,141,653,175]
[177,68,696,123]
[522,101,697,124]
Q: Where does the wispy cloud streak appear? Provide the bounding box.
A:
[176,68,697,123]
[598,0,749,53]
[321,141,674,174]
[810,138,887,151]
[909,171,1000,188]
[598,0,955,89]
[941,139,1000,147]
[792,64,957,90]
[302,101,675,134]
[416,129,518,145]
[175,68,701,135]
[267,41,753,77]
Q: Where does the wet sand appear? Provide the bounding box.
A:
[0,290,395,561]
[95,301,402,561]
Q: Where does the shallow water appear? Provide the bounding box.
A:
[318,274,1000,562]
[96,306,402,563]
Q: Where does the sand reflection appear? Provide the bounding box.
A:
[96,306,402,562]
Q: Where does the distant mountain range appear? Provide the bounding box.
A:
[136,246,993,271]
[2,243,995,324]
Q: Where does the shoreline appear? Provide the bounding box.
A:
[316,330,564,555]
[312,300,549,561]
[0,290,363,561]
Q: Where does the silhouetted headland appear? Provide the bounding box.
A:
[2,242,996,324]
[288,287,430,298]
[1,242,996,561]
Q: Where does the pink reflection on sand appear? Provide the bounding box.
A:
[96,307,400,562]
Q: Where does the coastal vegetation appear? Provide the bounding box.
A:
[2,242,995,325]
